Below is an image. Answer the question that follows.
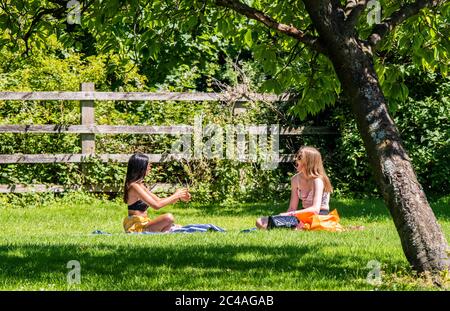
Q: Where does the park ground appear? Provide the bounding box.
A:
[0,193,449,290]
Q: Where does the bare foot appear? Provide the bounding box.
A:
[169,224,183,232]
[294,221,305,231]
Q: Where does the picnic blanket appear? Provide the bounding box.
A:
[295,209,344,232]
[92,224,226,235]
[169,224,225,233]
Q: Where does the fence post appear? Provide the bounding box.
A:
[80,83,95,154]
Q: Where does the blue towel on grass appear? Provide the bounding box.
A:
[92,224,225,235]
[170,224,225,233]
[131,224,226,234]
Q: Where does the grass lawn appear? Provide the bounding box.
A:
[0,193,449,291]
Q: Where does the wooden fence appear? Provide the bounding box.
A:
[0,83,337,193]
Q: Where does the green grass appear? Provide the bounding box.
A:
[0,193,449,290]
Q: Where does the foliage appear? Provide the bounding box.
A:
[326,104,379,197]
[326,70,450,197]
[0,0,345,117]
[395,77,450,194]
[0,1,449,203]
[0,41,312,203]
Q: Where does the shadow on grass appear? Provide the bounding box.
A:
[331,196,450,221]
[0,241,396,290]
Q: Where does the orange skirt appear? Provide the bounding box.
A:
[295,209,344,232]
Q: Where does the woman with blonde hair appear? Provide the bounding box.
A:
[256,146,333,229]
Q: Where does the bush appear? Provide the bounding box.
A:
[1,37,448,205]
[325,74,450,198]
[395,92,450,196]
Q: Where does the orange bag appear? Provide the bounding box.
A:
[295,209,344,232]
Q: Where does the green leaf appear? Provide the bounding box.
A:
[261,79,281,93]
[429,27,436,39]
[400,83,409,99]
[389,83,401,100]
[421,57,430,70]
[439,64,448,77]
[398,36,410,49]
[244,29,253,48]
[389,101,399,115]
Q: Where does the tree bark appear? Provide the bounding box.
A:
[303,0,449,275]
[337,40,449,275]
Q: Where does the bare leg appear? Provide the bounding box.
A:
[256,217,268,230]
[145,213,175,232]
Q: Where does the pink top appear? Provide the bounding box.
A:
[298,188,330,210]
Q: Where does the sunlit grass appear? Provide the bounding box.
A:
[0,193,449,290]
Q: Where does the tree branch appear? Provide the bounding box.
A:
[367,0,448,48]
[215,0,325,54]
[20,0,97,56]
[22,6,66,55]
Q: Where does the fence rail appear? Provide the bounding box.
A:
[0,183,177,194]
[0,153,297,164]
[0,83,336,193]
[0,91,288,102]
[0,124,336,135]
[0,125,195,134]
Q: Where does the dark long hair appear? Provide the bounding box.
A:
[123,153,149,203]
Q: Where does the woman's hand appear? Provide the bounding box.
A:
[180,191,191,202]
[280,207,297,216]
[279,211,295,216]
[175,188,190,202]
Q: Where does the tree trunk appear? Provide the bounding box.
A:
[334,39,449,275]
[303,1,449,275]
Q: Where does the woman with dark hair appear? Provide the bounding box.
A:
[123,153,191,233]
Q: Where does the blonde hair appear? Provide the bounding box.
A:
[296,146,333,193]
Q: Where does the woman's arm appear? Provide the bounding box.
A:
[130,183,186,210]
[146,189,162,203]
[279,175,300,216]
[147,186,191,203]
